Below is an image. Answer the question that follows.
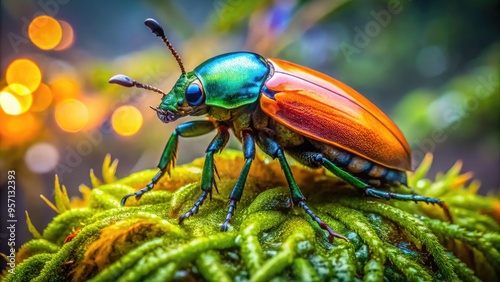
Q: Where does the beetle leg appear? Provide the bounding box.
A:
[179,125,230,224]
[316,154,439,202]
[364,188,441,204]
[364,188,452,219]
[315,154,452,220]
[221,130,255,231]
[121,120,216,206]
[256,133,348,242]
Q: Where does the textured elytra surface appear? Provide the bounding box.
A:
[2,150,500,281]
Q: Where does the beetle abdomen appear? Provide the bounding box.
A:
[308,139,407,186]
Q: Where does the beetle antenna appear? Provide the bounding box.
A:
[109,74,166,96]
[144,18,186,75]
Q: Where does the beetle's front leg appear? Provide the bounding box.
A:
[178,125,230,223]
[256,133,348,242]
[121,120,217,206]
[221,130,255,231]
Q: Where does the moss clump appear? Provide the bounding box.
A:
[2,150,499,281]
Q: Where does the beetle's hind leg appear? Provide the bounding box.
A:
[313,154,452,220]
[121,120,216,206]
[257,133,348,242]
[179,125,230,223]
[363,188,442,205]
[363,188,452,221]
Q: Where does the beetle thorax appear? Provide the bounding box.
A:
[207,107,233,121]
[193,52,269,110]
[207,104,253,122]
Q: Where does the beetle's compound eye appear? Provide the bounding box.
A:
[185,82,204,106]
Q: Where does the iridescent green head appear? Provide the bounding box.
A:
[154,72,207,123]
[155,52,269,122]
[109,19,269,124]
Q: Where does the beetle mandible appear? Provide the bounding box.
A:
[109,18,447,242]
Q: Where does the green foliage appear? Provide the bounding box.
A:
[393,45,500,143]
[3,151,499,281]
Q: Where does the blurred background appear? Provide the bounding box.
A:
[0,0,498,262]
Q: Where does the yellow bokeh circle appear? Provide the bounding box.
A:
[29,15,62,50]
[111,105,143,136]
[6,58,42,92]
[55,99,89,132]
[0,85,33,115]
[0,92,21,115]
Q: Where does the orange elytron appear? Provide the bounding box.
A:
[261,58,411,171]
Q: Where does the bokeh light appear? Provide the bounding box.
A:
[6,58,42,92]
[82,96,108,130]
[0,91,21,115]
[50,77,80,102]
[416,46,448,77]
[8,83,31,96]
[30,83,53,112]
[54,20,75,51]
[55,99,89,132]
[111,105,143,136]
[0,113,41,146]
[28,15,62,50]
[0,85,33,115]
[24,143,60,173]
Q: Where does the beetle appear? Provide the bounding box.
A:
[109,18,447,242]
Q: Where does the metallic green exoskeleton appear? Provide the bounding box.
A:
[109,18,447,242]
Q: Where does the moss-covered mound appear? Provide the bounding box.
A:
[2,150,499,281]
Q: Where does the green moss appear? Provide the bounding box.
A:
[2,151,499,281]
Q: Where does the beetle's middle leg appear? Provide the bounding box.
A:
[256,133,348,242]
